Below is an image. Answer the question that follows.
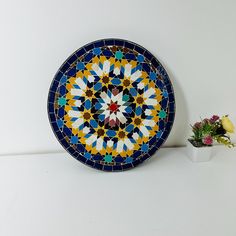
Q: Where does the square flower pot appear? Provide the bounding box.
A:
[187,140,213,162]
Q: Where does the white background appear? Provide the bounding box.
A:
[0,0,235,155]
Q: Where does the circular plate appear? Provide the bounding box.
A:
[48,39,175,171]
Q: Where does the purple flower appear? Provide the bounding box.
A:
[202,135,213,145]
[210,115,219,123]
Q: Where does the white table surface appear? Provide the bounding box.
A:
[0,147,236,236]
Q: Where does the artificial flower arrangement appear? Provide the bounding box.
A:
[189,115,235,148]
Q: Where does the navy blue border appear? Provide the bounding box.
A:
[47,38,175,172]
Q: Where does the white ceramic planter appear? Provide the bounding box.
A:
[187,140,213,162]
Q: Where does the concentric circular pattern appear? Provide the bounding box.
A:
[48,39,175,171]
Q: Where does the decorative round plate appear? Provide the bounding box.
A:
[48,39,175,171]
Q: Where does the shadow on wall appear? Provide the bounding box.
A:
[162,63,189,147]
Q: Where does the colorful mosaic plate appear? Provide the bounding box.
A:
[48,39,175,171]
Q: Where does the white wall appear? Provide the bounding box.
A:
[0,0,235,155]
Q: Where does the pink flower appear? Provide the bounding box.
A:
[210,115,219,123]
[203,118,210,123]
[194,122,201,129]
[202,135,213,145]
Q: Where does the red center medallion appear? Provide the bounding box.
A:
[109,103,119,112]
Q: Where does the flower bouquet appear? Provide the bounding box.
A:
[187,115,235,162]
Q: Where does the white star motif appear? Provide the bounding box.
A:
[137,82,144,90]
[132,132,139,140]
[107,140,114,147]
[145,109,152,116]
[74,100,82,107]
[83,126,90,134]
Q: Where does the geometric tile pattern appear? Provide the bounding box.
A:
[48,39,175,171]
